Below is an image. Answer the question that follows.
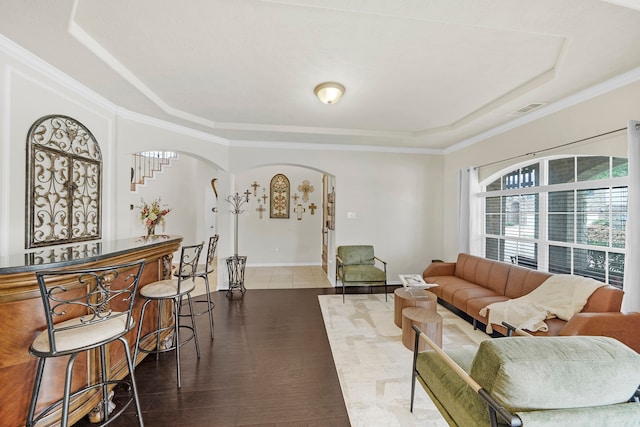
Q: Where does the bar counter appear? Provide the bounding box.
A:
[0,235,183,427]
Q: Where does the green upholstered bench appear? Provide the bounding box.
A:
[335,245,387,302]
[411,328,640,426]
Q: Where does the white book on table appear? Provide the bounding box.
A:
[399,274,438,291]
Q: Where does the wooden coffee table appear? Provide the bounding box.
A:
[393,287,437,328]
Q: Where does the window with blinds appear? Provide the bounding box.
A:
[481,156,627,289]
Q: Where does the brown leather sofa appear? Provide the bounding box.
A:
[559,312,640,353]
[422,253,625,338]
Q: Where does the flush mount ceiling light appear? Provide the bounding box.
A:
[314,82,345,105]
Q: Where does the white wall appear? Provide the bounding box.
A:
[229,145,444,283]
[128,155,218,245]
[114,116,230,243]
[9,33,639,292]
[0,48,116,254]
[233,165,323,265]
[0,38,446,290]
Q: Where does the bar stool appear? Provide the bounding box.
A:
[134,242,203,388]
[175,235,218,340]
[27,259,146,427]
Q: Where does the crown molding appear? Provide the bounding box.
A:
[116,108,230,146]
[445,65,640,154]
[4,23,639,157]
[0,33,118,113]
[230,139,442,155]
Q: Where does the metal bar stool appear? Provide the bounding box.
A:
[134,242,203,388]
[175,235,218,340]
[27,259,146,427]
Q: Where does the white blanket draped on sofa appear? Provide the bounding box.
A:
[479,274,605,333]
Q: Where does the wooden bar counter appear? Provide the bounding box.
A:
[0,235,182,427]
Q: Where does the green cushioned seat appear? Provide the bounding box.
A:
[339,264,386,282]
[470,336,640,411]
[336,245,387,301]
[412,334,640,426]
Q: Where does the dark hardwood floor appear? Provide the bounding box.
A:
[82,288,353,426]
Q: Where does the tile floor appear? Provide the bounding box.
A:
[244,265,332,289]
[190,265,332,298]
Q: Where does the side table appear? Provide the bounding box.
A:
[393,287,437,328]
[401,307,443,351]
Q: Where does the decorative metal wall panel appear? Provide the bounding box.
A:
[24,241,102,266]
[270,174,290,218]
[26,115,102,248]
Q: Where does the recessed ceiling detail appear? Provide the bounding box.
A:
[1,0,639,149]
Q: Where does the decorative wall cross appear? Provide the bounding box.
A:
[244,189,251,200]
[308,203,317,215]
[261,193,268,204]
[297,180,314,202]
[294,204,305,220]
[292,193,299,203]
[251,181,260,196]
[256,204,266,219]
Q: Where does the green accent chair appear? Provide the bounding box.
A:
[336,245,387,302]
[411,328,640,426]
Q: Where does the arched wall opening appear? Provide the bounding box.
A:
[231,163,337,284]
[126,150,226,246]
[125,151,338,288]
[233,165,321,264]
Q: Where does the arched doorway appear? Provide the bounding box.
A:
[233,164,336,286]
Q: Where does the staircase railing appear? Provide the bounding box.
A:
[130,151,177,191]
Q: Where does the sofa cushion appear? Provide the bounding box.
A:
[503,266,550,299]
[470,336,640,411]
[452,287,501,313]
[434,277,478,306]
[453,254,510,294]
[454,253,482,283]
[422,276,469,300]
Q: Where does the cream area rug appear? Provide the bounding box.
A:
[318,294,489,427]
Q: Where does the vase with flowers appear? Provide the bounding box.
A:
[138,198,171,237]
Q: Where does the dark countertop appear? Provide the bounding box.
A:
[0,235,183,274]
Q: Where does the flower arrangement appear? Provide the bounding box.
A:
[138,197,171,236]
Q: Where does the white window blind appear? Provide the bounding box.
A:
[481,156,627,289]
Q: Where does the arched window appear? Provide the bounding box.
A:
[481,156,627,288]
[26,115,102,248]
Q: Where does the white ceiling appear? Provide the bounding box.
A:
[1,0,640,150]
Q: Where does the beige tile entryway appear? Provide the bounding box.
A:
[191,265,331,297]
[244,266,332,289]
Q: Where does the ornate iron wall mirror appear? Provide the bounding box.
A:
[26,115,102,248]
